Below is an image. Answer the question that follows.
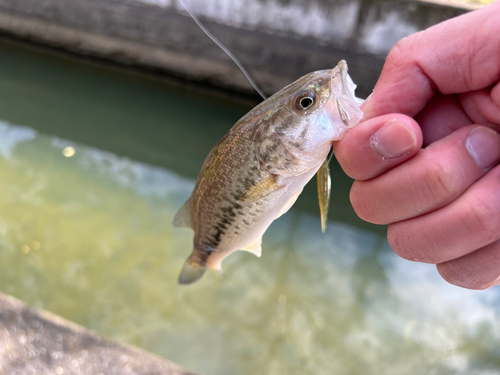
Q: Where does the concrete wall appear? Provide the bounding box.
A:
[0,0,471,98]
[0,293,197,375]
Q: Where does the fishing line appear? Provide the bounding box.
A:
[177,0,267,100]
[326,146,334,164]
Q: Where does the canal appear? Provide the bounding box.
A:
[0,38,498,374]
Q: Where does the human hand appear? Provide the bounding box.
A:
[334,2,500,289]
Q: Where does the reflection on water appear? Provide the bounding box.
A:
[0,119,498,375]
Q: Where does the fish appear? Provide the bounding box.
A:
[173,60,363,284]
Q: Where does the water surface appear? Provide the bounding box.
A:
[0,39,499,375]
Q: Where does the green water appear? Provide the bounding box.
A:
[0,39,499,375]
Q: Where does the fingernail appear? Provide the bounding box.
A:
[371,119,417,159]
[466,127,500,170]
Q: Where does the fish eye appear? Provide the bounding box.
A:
[295,91,316,111]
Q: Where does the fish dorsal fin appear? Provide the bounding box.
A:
[173,198,192,229]
[240,236,263,258]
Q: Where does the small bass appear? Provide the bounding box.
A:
[173,60,363,284]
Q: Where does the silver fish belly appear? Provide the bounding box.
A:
[173,60,363,284]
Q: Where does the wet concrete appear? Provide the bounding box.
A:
[0,0,471,98]
[0,293,197,375]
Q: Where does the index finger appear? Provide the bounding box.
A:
[362,1,500,121]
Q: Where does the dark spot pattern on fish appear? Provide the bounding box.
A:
[221,217,232,225]
[299,126,308,139]
[261,154,271,163]
[221,206,237,217]
[211,229,224,247]
[265,143,278,153]
[204,241,216,251]
[243,178,255,189]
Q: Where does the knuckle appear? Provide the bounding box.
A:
[387,32,422,67]
[388,37,412,66]
[422,156,463,203]
[459,196,500,244]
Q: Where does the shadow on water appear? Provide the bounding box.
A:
[0,39,499,375]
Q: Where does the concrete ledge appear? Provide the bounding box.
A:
[0,0,471,98]
[0,293,197,375]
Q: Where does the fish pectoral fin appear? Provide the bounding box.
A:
[173,198,193,229]
[240,236,263,258]
[317,158,331,233]
[275,189,302,220]
[239,174,283,202]
[178,254,206,285]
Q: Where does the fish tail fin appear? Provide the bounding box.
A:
[178,253,206,285]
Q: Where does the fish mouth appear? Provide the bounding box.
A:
[328,60,364,138]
